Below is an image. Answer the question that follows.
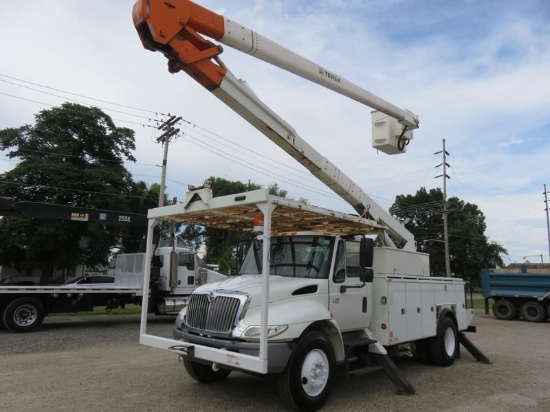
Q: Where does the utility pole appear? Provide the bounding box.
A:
[156,115,181,207]
[435,139,451,277]
[545,184,550,263]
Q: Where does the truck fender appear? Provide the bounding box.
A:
[242,299,342,359]
[436,307,457,333]
[300,319,346,363]
[245,298,332,327]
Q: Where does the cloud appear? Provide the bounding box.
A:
[1,0,549,264]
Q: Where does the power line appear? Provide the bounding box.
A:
[0,92,158,129]
[0,73,166,116]
[0,179,151,201]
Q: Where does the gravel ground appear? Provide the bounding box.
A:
[1,310,549,412]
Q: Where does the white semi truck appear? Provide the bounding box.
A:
[0,201,226,332]
[0,244,226,332]
[133,1,489,411]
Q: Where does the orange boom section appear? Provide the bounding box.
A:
[132,0,227,90]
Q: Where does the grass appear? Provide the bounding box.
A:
[467,298,487,310]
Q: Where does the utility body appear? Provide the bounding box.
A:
[482,264,550,322]
[133,1,489,411]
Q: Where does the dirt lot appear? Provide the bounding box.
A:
[1,310,549,412]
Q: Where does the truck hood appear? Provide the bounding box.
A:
[193,275,322,308]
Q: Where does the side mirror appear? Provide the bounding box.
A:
[360,237,374,268]
[360,237,374,283]
[151,255,162,268]
[360,268,374,283]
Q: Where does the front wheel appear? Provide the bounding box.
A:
[2,297,45,333]
[430,316,458,367]
[183,359,231,383]
[277,332,335,412]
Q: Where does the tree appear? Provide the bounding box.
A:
[117,181,162,254]
[0,103,143,283]
[389,187,507,285]
[181,177,289,273]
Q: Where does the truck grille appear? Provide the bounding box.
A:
[185,292,246,335]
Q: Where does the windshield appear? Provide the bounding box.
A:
[238,236,334,279]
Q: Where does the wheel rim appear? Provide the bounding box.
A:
[13,305,38,327]
[300,349,329,397]
[443,327,456,357]
[496,304,509,316]
[524,305,538,318]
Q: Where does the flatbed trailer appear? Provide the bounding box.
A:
[0,284,143,332]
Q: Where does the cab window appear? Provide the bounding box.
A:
[179,253,195,270]
[333,239,361,283]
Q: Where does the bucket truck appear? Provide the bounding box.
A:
[132,1,489,411]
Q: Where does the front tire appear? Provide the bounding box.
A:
[183,359,231,383]
[277,332,335,412]
[430,316,458,367]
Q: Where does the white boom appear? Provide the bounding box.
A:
[133,0,418,250]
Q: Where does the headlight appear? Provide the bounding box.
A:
[174,308,186,329]
[240,324,288,340]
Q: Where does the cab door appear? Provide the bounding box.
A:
[328,237,372,331]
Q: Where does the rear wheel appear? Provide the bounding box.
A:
[430,316,458,367]
[2,297,45,333]
[277,332,335,412]
[520,301,545,323]
[492,299,517,320]
[183,359,231,383]
[414,338,433,364]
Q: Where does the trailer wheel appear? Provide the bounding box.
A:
[277,332,335,412]
[520,301,545,323]
[2,297,45,333]
[183,359,231,383]
[430,316,458,367]
[492,299,517,320]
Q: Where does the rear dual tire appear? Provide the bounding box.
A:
[430,316,458,367]
[492,299,517,320]
[520,301,546,323]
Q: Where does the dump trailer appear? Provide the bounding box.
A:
[482,264,550,322]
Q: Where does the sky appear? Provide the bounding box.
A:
[1,0,549,266]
